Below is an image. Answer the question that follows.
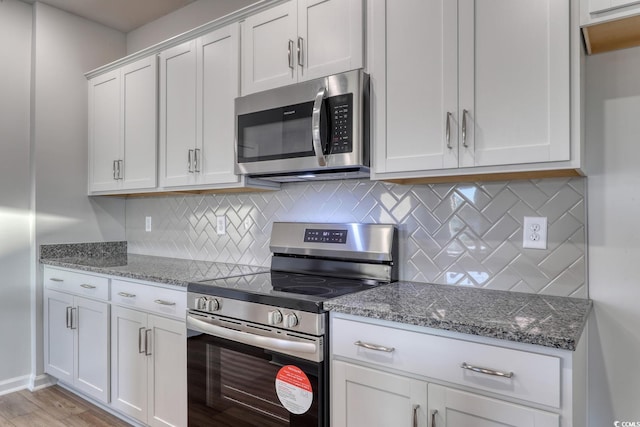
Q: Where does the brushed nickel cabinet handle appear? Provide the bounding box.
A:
[431,409,438,427]
[288,39,294,69]
[354,340,395,353]
[297,37,304,67]
[113,160,117,180]
[118,159,123,180]
[194,148,200,173]
[154,299,176,306]
[445,112,452,149]
[462,109,469,148]
[66,306,72,329]
[50,278,64,283]
[413,404,420,427]
[70,307,77,330]
[145,329,152,356]
[188,149,194,173]
[138,327,146,353]
[461,362,513,378]
[80,284,96,289]
[118,292,136,298]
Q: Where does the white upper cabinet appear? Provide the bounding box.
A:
[371,0,578,181]
[88,55,157,194]
[241,0,363,95]
[159,24,244,189]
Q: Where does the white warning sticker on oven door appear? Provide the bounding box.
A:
[275,365,313,414]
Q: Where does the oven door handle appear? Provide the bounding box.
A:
[187,315,318,354]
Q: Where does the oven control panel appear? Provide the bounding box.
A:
[303,228,348,244]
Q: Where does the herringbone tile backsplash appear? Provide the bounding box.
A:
[126,177,586,297]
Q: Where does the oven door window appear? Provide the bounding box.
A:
[188,330,322,427]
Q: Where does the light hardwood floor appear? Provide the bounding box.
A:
[0,386,131,427]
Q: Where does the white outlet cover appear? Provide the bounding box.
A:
[145,216,152,232]
[216,216,226,235]
[523,217,547,250]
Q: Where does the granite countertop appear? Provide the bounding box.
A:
[325,281,592,351]
[40,253,269,287]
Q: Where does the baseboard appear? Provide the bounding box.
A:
[29,373,56,391]
[0,374,31,396]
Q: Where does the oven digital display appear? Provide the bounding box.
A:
[304,229,348,244]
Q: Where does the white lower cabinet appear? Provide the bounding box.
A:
[428,384,559,427]
[44,288,109,404]
[331,313,585,427]
[111,301,187,427]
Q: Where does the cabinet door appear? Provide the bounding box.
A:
[197,24,241,186]
[332,360,427,427]
[74,296,109,403]
[111,305,149,424]
[88,70,120,192]
[159,40,198,188]
[371,0,458,174]
[297,0,363,81]
[428,384,559,427]
[121,55,158,191]
[458,0,570,168]
[44,289,74,384]
[147,315,187,427]
[241,1,298,95]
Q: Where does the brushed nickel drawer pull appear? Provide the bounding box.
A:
[154,299,176,306]
[461,362,513,378]
[118,292,136,298]
[354,340,395,353]
[50,278,64,282]
[80,284,96,289]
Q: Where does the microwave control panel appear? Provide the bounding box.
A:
[328,94,353,154]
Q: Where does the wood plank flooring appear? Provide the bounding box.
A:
[0,386,131,427]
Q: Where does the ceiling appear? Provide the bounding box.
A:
[26,0,198,33]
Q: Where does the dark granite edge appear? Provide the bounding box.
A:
[325,300,592,351]
[40,241,127,260]
[40,258,189,287]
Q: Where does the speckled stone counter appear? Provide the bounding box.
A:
[41,252,269,287]
[325,281,591,351]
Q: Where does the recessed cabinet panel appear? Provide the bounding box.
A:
[160,41,198,188]
[121,57,157,190]
[378,0,458,173]
[89,71,120,192]
[299,0,363,81]
[241,1,298,94]
[459,0,570,168]
[44,290,75,383]
[74,297,109,402]
[198,26,241,185]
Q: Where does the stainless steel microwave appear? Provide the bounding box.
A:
[234,69,369,182]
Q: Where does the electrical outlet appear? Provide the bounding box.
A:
[145,216,152,232]
[216,216,226,235]
[523,217,547,249]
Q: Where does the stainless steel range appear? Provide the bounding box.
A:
[186,222,397,427]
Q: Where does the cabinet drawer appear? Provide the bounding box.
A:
[331,317,561,408]
[112,279,186,320]
[44,267,109,301]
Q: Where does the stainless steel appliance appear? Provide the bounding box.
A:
[186,222,397,427]
[235,70,370,182]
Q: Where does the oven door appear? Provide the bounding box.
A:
[186,313,327,427]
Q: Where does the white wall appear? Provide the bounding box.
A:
[0,0,33,392]
[126,0,256,53]
[31,2,127,381]
[586,47,640,424]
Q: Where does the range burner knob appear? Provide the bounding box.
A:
[205,298,220,312]
[283,313,299,328]
[268,310,283,325]
[196,297,208,311]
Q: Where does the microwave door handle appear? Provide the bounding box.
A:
[312,86,327,167]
